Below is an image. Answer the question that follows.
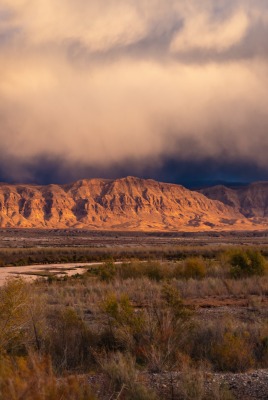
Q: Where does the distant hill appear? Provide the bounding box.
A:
[0,177,267,230]
[199,182,268,219]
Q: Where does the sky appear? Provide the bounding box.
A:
[0,0,268,186]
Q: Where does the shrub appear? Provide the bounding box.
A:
[45,308,95,372]
[117,261,172,281]
[208,383,236,400]
[138,284,193,372]
[212,331,254,372]
[177,367,205,400]
[259,335,268,367]
[254,323,268,367]
[99,352,158,400]
[0,354,96,400]
[0,278,30,354]
[176,258,206,280]
[117,261,144,280]
[162,284,193,320]
[101,294,144,336]
[143,261,164,281]
[98,261,116,282]
[178,366,235,400]
[229,250,266,278]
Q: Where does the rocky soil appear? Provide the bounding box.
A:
[87,369,268,399]
[144,369,268,400]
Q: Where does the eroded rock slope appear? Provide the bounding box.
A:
[0,177,266,230]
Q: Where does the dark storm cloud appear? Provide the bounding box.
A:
[1,154,267,189]
[0,0,268,185]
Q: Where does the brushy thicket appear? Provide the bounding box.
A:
[0,247,267,399]
[0,246,220,266]
[1,243,266,267]
[87,249,267,282]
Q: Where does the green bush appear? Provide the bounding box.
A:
[229,250,266,278]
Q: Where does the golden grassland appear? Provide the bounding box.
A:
[0,248,267,399]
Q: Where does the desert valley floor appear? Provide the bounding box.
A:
[0,229,268,399]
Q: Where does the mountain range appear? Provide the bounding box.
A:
[0,177,267,230]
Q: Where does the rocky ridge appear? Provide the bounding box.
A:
[0,177,267,230]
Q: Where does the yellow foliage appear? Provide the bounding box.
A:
[0,354,96,400]
[0,278,30,353]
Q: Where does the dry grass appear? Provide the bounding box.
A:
[0,248,267,399]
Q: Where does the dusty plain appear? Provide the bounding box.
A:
[1,228,268,248]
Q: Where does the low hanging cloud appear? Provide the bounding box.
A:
[0,0,268,183]
[170,10,249,53]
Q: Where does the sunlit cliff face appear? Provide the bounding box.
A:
[0,0,268,182]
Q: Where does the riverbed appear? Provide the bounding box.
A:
[0,262,100,286]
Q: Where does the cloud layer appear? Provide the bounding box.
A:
[1,0,268,183]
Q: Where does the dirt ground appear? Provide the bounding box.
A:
[0,228,268,248]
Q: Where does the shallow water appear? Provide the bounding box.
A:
[0,262,100,286]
